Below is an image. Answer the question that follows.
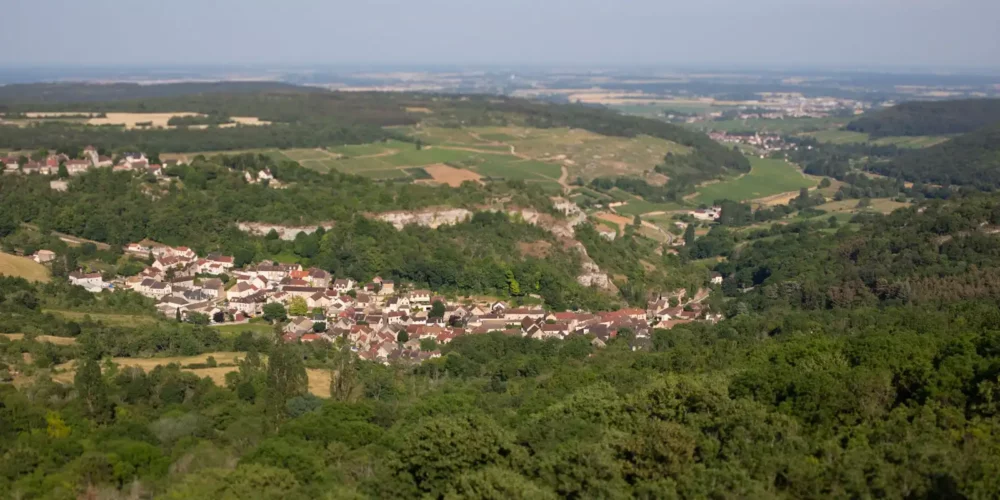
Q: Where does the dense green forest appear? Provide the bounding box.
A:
[6,204,1000,497]
[847,98,1000,137]
[872,124,1000,190]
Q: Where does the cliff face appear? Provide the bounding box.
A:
[371,204,615,293]
[237,222,334,241]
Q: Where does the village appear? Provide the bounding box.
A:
[61,239,721,363]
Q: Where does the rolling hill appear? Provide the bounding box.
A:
[846,98,1000,137]
[872,123,1000,189]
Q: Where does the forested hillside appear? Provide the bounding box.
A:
[5,193,1000,496]
[847,98,1000,137]
[871,124,1000,189]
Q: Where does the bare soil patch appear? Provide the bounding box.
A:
[595,211,633,230]
[517,240,553,258]
[422,163,483,187]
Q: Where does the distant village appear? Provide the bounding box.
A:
[61,239,721,363]
[2,146,281,189]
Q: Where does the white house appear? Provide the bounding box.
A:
[69,271,105,292]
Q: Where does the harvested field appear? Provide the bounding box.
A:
[595,211,633,230]
[423,164,483,187]
[1,333,76,345]
[87,112,201,128]
[53,352,332,397]
[0,252,50,282]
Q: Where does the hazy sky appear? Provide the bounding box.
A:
[3,0,999,69]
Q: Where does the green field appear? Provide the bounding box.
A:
[211,322,276,336]
[43,309,158,326]
[692,157,817,205]
[802,130,947,148]
[612,191,686,216]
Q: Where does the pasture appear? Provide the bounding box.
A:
[42,309,158,326]
[802,130,948,148]
[691,157,817,205]
[0,252,51,282]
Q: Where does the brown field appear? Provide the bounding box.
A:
[595,211,633,230]
[1,333,77,345]
[87,112,202,128]
[53,352,332,397]
[405,107,433,114]
[0,252,51,282]
[422,163,483,187]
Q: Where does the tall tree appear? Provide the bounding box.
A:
[264,341,308,425]
[683,224,697,247]
[74,340,111,423]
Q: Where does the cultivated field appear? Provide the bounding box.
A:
[421,164,483,187]
[0,252,51,282]
[691,157,817,205]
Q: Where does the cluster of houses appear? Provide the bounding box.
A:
[1,146,182,178]
[63,239,721,363]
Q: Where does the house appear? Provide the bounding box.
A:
[205,253,235,270]
[409,290,432,304]
[64,159,90,175]
[137,278,171,299]
[307,268,331,288]
[170,276,195,290]
[84,145,99,165]
[504,307,546,321]
[710,272,723,285]
[3,157,20,171]
[333,278,355,292]
[284,317,314,336]
[95,156,113,168]
[199,278,225,298]
[153,256,187,272]
[283,286,325,299]
[31,249,56,264]
[229,292,267,316]
[166,246,197,260]
[69,271,105,292]
[227,282,259,300]
[379,280,395,296]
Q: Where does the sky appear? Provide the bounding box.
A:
[2,0,999,70]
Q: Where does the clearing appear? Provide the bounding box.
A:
[43,309,159,326]
[421,164,483,187]
[0,252,51,282]
[53,352,332,397]
[691,157,817,206]
[815,198,910,215]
